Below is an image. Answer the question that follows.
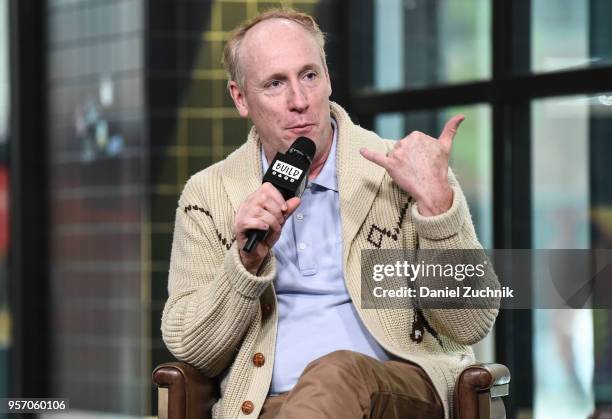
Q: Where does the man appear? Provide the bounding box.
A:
[162,8,498,419]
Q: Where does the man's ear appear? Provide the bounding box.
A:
[324,65,332,98]
[229,80,249,118]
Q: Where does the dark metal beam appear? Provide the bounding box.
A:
[352,81,492,114]
[8,0,49,406]
[352,66,612,115]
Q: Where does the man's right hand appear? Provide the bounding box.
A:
[233,182,301,275]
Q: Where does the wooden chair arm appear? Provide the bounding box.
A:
[152,362,218,419]
[453,363,511,419]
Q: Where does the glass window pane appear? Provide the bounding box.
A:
[46,1,148,414]
[374,104,492,248]
[531,93,612,417]
[532,0,612,73]
[353,0,491,91]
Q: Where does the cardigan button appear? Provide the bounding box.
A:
[261,303,272,316]
[241,400,254,414]
[252,352,265,367]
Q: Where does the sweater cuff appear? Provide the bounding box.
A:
[411,185,468,240]
[224,243,276,299]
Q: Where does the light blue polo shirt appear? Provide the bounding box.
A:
[262,119,390,395]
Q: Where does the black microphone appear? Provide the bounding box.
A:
[243,136,316,253]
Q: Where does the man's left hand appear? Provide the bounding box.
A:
[360,115,464,216]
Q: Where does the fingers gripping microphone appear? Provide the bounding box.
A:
[243,137,316,253]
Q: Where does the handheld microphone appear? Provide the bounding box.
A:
[243,136,316,253]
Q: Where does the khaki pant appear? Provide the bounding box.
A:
[259,350,444,419]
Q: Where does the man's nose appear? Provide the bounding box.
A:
[287,81,309,112]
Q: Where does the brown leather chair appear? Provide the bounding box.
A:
[153,361,510,419]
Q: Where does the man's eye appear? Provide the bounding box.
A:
[267,80,282,88]
[304,72,318,81]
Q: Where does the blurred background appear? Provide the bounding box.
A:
[1,0,612,417]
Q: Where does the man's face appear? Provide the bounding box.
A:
[229,19,333,163]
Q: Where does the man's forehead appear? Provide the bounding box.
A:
[239,18,324,81]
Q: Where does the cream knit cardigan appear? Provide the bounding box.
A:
[162,102,499,419]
